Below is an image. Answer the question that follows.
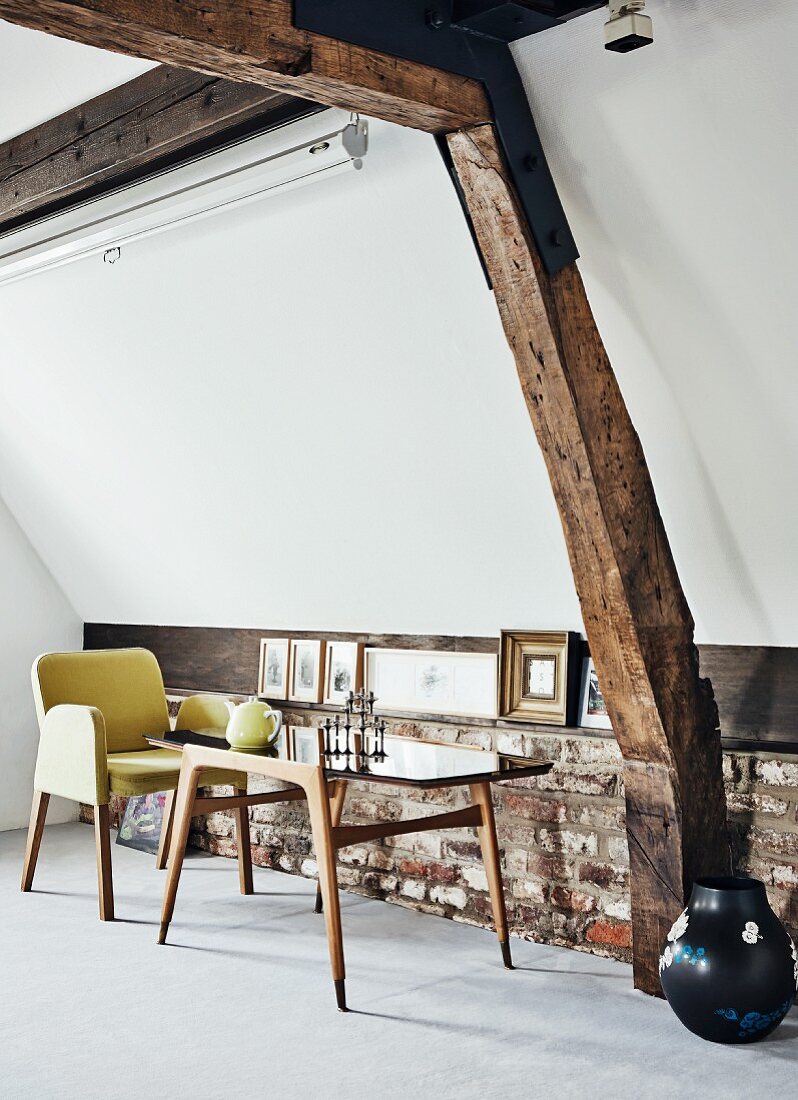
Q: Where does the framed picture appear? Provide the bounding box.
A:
[257,637,290,699]
[499,630,580,725]
[323,641,364,705]
[364,648,498,719]
[578,656,613,731]
[288,639,326,703]
[281,725,321,764]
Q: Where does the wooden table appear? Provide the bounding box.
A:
[147,726,553,1011]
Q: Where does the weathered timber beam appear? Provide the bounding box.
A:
[448,124,730,995]
[0,64,320,234]
[0,1,490,133]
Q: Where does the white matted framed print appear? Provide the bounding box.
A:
[578,657,613,731]
[364,648,498,719]
[288,639,326,703]
[258,637,290,699]
[323,641,364,705]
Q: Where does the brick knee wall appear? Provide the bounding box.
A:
[80,700,798,961]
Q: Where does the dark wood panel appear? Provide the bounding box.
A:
[700,645,798,746]
[84,624,797,751]
[0,65,321,236]
[83,623,498,696]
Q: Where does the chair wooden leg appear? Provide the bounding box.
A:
[315,780,346,914]
[233,785,254,895]
[155,789,177,871]
[158,762,198,944]
[94,803,114,921]
[21,790,50,892]
[470,782,513,969]
[306,773,347,1011]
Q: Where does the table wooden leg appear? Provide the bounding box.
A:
[470,782,513,969]
[315,780,346,914]
[21,790,50,892]
[233,784,254,895]
[95,803,114,921]
[155,789,176,871]
[306,773,347,1011]
[158,761,198,945]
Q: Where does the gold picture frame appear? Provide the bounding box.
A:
[499,630,575,725]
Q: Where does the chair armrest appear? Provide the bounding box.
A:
[33,704,109,806]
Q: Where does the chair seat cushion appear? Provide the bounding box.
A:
[106,748,245,796]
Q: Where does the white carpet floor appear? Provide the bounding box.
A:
[1,823,796,1099]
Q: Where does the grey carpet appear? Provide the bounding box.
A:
[1,823,796,1099]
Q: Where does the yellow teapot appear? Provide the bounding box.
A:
[225,698,282,751]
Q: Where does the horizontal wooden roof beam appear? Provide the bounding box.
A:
[0,0,491,133]
[0,64,322,235]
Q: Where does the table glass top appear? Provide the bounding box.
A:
[149,727,553,788]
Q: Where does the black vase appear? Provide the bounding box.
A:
[660,877,797,1043]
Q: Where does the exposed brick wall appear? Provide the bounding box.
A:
[82,697,798,963]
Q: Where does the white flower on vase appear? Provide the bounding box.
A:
[789,937,798,989]
[667,910,689,943]
[741,921,762,945]
[658,946,674,974]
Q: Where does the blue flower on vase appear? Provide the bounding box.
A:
[676,944,706,967]
[715,998,792,1040]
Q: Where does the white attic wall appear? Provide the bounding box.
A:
[0,21,154,143]
[0,109,582,637]
[0,495,82,829]
[512,0,798,644]
[0,25,146,830]
[0,2,795,647]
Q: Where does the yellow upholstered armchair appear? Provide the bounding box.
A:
[21,648,244,920]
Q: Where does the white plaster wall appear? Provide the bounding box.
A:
[0,21,153,143]
[0,495,82,829]
[0,5,795,648]
[0,110,582,637]
[512,0,798,644]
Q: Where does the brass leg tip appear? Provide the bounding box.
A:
[334,979,347,1012]
[158,922,169,945]
[500,939,514,970]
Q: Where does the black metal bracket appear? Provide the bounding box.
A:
[294,0,603,274]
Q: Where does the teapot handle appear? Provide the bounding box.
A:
[268,708,283,740]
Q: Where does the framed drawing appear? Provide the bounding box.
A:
[323,641,364,705]
[288,639,326,703]
[499,630,580,725]
[257,637,290,699]
[364,648,498,719]
[282,725,321,764]
[578,656,613,731]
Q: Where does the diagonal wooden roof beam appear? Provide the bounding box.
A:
[0,63,322,236]
[0,0,490,133]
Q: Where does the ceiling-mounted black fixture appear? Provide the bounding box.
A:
[294,0,605,275]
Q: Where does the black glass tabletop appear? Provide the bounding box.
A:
[147,727,554,790]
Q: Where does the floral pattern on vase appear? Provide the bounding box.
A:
[667,909,689,943]
[715,998,793,1041]
[660,877,795,1044]
[741,921,763,945]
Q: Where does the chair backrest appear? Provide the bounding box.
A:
[32,648,171,754]
[174,694,234,731]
